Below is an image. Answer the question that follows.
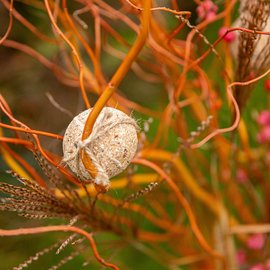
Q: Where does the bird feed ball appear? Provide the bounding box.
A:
[62,107,139,190]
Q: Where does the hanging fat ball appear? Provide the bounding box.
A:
[62,107,139,190]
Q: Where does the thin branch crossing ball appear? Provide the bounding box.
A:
[62,107,139,189]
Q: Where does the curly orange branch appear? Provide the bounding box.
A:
[133,158,224,260]
[0,0,13,44]
[0,226,119,270]
[44,0,90,108]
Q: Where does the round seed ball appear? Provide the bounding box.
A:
[62,107,139,188]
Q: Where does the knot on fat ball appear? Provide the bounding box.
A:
[62,107,139,191]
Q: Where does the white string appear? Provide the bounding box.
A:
[62,109,138,187]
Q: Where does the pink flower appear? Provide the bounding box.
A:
[196,0,218,21]
[257,126,270,143]
[266,259,270,269]
[219,27,236,42]
[236,250,246,265]
[205,11,217,21]
[203,0,215,10]
[236,169,248,183]
[249,264,265,270]
[257,111,270,126]
[196,5,206,19]
[247,234,265,250]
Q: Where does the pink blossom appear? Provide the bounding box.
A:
[196,0,218,21]
[236,250,246,265]
[249,264,265,270]
[257,111,270,126]
[236,169,248,183]
[257,126,270,143]
[247,233,265,250]
[266,259,270,269]
[196,5,206,20]
[203,0,215,10]
[205,11,217,21]
[219,27,236,42]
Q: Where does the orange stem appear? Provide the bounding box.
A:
[133,158,224,260]
[0,226,119,270]
[1,143,46,186]
[0,0,13,44]
[82,0,152,140]
[44,0,90,108]
[78,0,152,185]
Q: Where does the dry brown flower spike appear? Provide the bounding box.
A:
[230,0,270,74]
[62,107,139,189]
